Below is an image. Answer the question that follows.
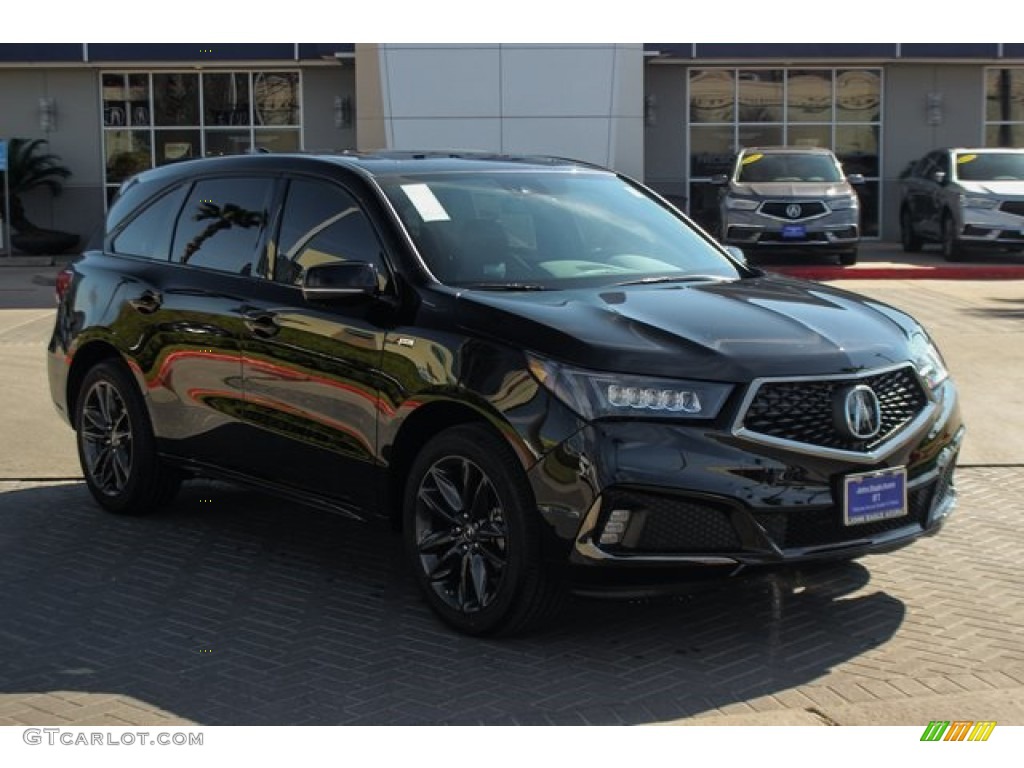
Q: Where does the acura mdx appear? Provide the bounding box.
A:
[48,151,964,635]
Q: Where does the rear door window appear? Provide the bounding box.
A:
[171,176,275,275]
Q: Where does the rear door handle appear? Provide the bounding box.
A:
[242,307,280,337]
[128,290,162,314]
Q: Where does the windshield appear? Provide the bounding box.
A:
[736,152,843,183]
[954,152,1024,181]
[380,171,742,288]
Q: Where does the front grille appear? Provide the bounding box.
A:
[756,484,931,550]
[741,366,929,453]
[760,201,827,220]
[601,489,741,553]
[999,200,1024,217]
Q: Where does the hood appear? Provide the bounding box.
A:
[731,181,853,199]
[455,275,919,382]
[956,180,1024,197]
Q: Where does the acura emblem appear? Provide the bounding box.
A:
[834,384,882,440]
[786,203,802,219]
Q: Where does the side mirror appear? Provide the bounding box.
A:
[711,174,729,186]
[847,173,865,186]
[302,261,380,302]
[932,170,947,185]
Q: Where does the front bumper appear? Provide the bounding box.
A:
[528,379,962,590]
[957,205,1024,246]
[722,208,859,252]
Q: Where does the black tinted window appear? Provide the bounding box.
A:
[273,178,386,285]
[111,184,187,260]
[171,177,273,274]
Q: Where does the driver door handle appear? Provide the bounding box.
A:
[242,307,280,337]
[128,289,162,314]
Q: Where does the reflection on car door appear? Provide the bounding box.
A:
[238,176,393,515]
[111,176,275,470]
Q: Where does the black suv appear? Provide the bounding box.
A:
[49,151,964,635]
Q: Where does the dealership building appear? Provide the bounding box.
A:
[2,42,1023,246]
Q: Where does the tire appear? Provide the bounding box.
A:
[837,249,858,266]
[75,360,181,515]
[941,214,965,262]
[403,423,564,636]
[900,209,922,253]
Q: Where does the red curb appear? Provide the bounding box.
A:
[770,265,1024,281]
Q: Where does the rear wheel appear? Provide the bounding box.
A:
[403,424,563,636]
[75,361,181,515]
[900,208,922,252]
[941,214,965,262]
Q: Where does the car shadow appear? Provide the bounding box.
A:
[0,480,906,725]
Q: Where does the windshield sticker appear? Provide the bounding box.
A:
[742,153,764,165]
[957,154,978,164]
[401,184,450,222]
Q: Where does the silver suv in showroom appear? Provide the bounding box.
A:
[714,146,863,265]
[899,147,1024,261]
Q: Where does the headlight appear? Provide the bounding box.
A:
[910,331,949,390]
[827,195,859,211]
[527,354,732,420]
[724,196,759,211]
[959,195,999,210]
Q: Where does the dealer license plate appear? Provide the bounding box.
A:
[843,467,907,526]
[781,224,806,239]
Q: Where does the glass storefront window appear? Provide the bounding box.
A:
[690,70,735,124]
[255,72,299,126]
[836,69,881,122]
[986,68,1024,147]
[255,129,301,153]
[689,125,734,177]
[787,70,832,122]
[105,130,152,183]
[687,66,882,237]
[153,73,199,126]
[204,73,251,126]
[738,70,783,123]
[101,70,302,201]
[787,124,831,149]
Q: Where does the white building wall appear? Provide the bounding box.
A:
[373,44,645,179]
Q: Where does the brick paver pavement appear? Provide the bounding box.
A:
[0,468,1021,725]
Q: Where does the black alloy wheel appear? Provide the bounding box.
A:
[75,361,181,514]
[404,424,563,636]
[901,209,922,253]
[941,214,965,262]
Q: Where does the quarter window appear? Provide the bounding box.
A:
[272,179,387,286]
[171,177,274,275]
[111,184,187,260]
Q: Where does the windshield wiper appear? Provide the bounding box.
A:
[463,282,549,291]
[613,274,726,287]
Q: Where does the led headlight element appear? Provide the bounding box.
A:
[724,196,759,211]
[910,331,949,390]
[528,354,732,421]
[959,195,999,210]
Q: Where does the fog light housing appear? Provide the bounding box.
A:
[599,508,632,545]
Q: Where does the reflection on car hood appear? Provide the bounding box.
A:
[456,275,918,382]
[732,182,852,198]
[956,180,1024,197]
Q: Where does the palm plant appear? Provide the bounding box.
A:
[1,137,72,233]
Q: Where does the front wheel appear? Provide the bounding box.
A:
[941,215,965,262]
[403,424,563,636]
[75,360,181,515]
[837,249,858,266]
[900,209,922,253]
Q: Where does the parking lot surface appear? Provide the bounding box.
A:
[1,249,1022,726]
